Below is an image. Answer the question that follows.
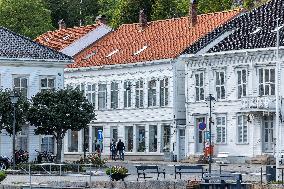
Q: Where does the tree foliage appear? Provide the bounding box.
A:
[28,89,95,162]
[151,0,179,20]
[0,0,54,39]
[0,90,29,135]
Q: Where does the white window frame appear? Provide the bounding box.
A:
[111,82,119,109]
[216,115,226,144]
[237,69,247,99]
[148,79,157,107]
[86,83,96,106]
[195,72,205,101]
[237,115,248,144]
[98,83,107,110]
[13,75,28,98]
[124,81,132,108]
[160,78,169,107]
[259,68,275,96]
[40,76,56,92]
[135,80,144,108]
[215,71,226,100]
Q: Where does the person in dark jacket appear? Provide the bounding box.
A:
[116,139,125,161]
[110,140,116,161]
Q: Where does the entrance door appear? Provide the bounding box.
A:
[263,116,274,152]
[179,129,185,160]
[196,117,206,153]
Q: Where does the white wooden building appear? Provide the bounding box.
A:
[0,27,72,161]
[60,8,241,161]
[181,0,284,161]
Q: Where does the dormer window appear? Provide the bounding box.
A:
[106,49,119,58]
[134,45,147,56]
[63,34,70,40]
[84,51,97,60]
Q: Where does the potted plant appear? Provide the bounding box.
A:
[0,171,6,184]
[106,166,128,181]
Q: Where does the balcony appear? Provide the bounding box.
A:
[241,96,276,111]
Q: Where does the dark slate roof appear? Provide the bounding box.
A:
[0,27,72,61]
[184,0,284,54]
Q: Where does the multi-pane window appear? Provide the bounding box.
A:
[135,80,144,108]
[86,84,96,105]
[98,83,107,110]
[195,73,204,101]
[259,68,275,96]
[160,78,169,107]
[237,70,247,99]
[124,81,132,108]
[237,115,248,143]
[14,76,28,98]
[111,82,119,109]
[215,71,226,100]
[148,80,157,107]
[41,77,55,92]
[216,116,226,143]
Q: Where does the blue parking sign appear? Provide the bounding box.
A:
[98,130,103,140]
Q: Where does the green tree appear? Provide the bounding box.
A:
[44,0,100,28]
[0,0,54,39]
[151,0,179,20]
[97,0,120,25]
[27,89,96,162]
[111,0,154,28]
[197,0,233,14]
[0,90,29,135]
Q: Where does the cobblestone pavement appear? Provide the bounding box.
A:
[1,161,267,186]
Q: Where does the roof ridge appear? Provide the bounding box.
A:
[119,8,243,27]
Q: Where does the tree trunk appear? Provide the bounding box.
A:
[56,137,63,163]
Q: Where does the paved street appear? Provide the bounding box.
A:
[1,161,267,186]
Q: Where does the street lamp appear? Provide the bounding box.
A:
[206,94,215,174]
[9,91,19,170]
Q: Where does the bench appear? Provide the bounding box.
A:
[174,165,205,179]
[214,152,230,164]
[203,173,242,189]
[135,165,165,181]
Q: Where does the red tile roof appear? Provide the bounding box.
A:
[35,24,102,51]
[71,9,242,68]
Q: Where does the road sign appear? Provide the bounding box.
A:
[98,129,103,140]
[205,131,211,140]
[199,122,206,130]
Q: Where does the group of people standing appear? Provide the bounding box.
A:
[110,139,125,161]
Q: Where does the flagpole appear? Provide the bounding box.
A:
[276,17,281,181]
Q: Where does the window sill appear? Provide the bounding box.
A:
[235,143,249,145]
[215,143,227,145]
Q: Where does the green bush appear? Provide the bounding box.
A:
[105,166,128,175]
[75,153,107,167]
[0,171,6,183]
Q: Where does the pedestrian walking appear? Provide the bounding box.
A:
[117,139,125,161]
[110,140,117,161]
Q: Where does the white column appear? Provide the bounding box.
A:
[157,123,161,153]
[78,130,82,153]
[144,79,148,107]
[145,124,150,153]
[156,79,160,107]
[133,124,137,152]
[103,125,111,156]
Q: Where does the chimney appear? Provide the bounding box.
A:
[58,19,66,30]
[96,15,107,25]
[139,9,147,30]
[189,0,198,27]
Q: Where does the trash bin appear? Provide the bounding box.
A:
[266,165,276,182]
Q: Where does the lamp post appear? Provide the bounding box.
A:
[9,91,19,170]
[206,94,215,174]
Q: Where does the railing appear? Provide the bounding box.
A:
[241,96,276,110]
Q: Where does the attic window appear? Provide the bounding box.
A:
[106,49,119,58]
[44,37,50,42]
[250,27,262,34]
[84,51,97,60]
[134,45,148,56]
[63,34,70,40]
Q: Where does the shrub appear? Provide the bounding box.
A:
[106,166,128,175]
[75,153,107,167]
[0,171,6,183]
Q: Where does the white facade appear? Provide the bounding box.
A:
[64,59,186,160]
[0,60,67,161]
[182,48,284,159]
